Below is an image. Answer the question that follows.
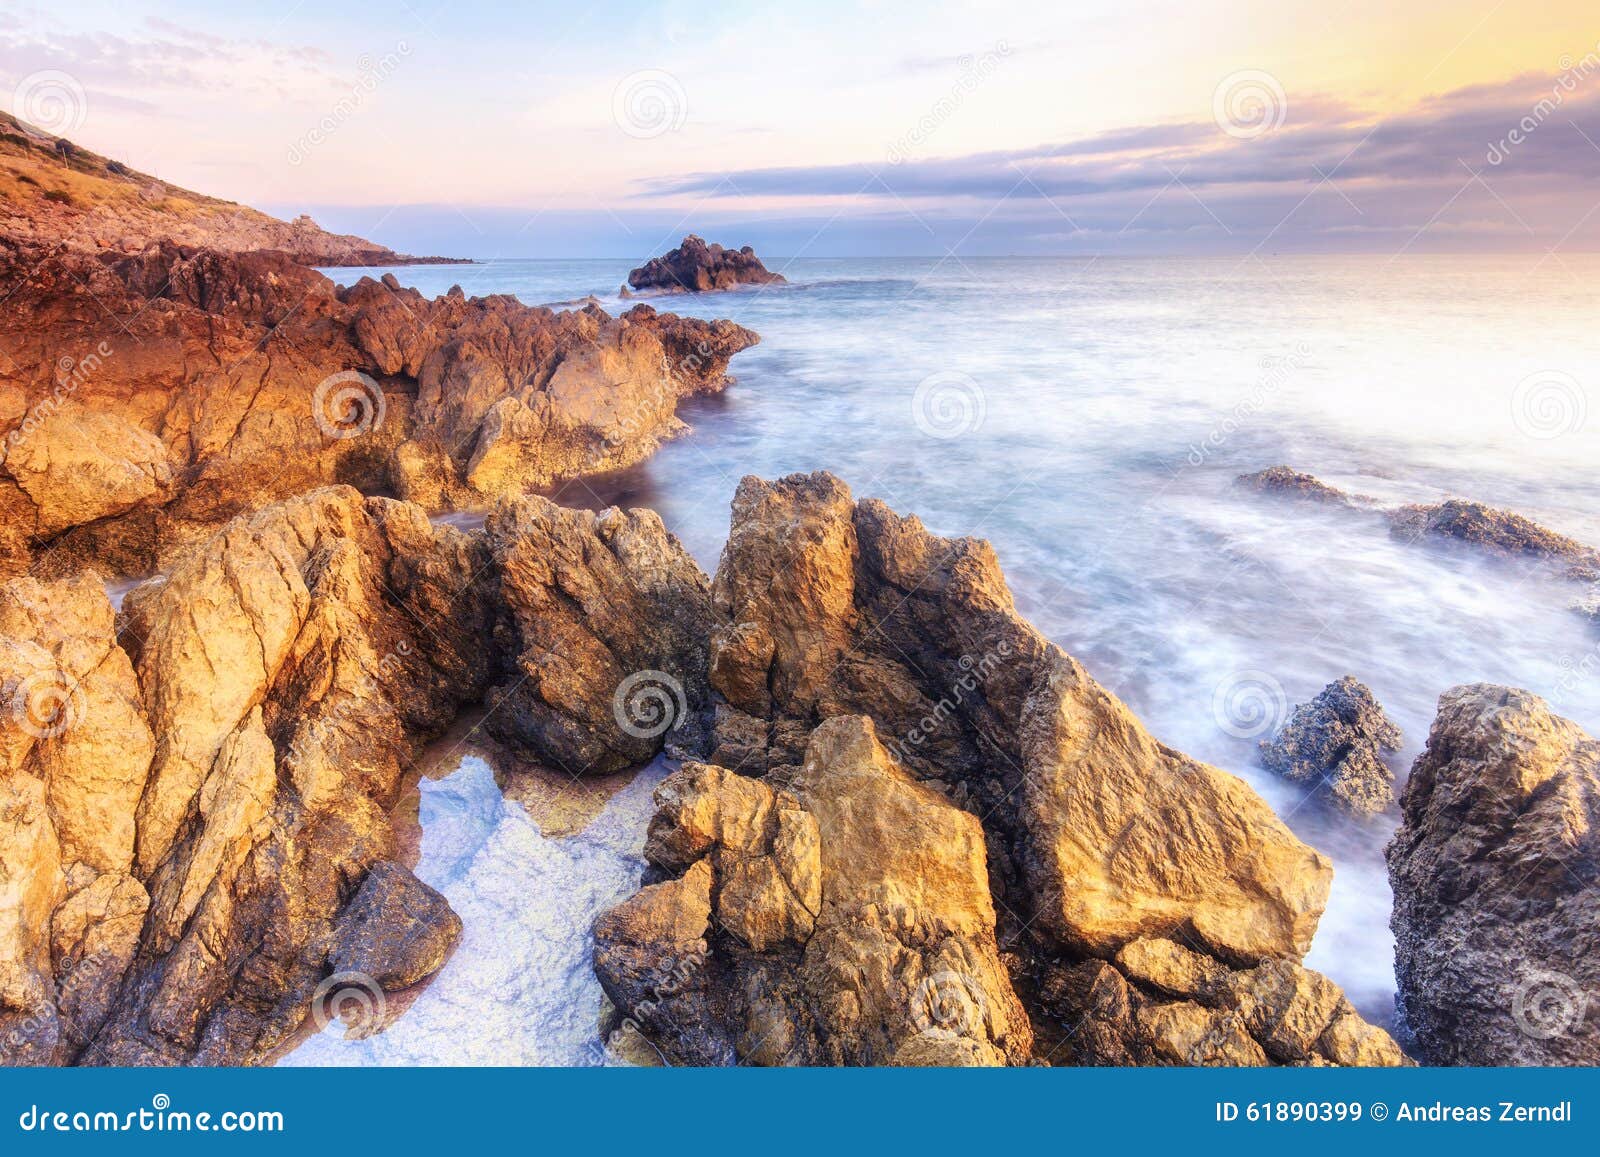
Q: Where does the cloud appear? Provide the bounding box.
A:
[637,72,1600,251]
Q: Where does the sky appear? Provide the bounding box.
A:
[2,0,1599,258]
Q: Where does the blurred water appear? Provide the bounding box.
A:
[284,752,667,1066]
[327,255,1600,1028]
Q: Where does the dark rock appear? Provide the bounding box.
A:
[1388,684,1600,1065]
[627,235,786,294]
[1388,499,1599,578]
[328,862,461,990]
[1259,676,1402,815]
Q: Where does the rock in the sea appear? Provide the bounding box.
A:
[1388,499,1599,578]
[0,241,757,578]
[1259,677,1401,815]
[1388,684,1600,1065]
[627,235,786,294]
[327,862,461,991]
[598,471,1404,1067]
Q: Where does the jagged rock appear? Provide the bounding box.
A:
[599,471,1399,1066]
[0,242,758,578]
[1038,938,1407,1067]
[1259,676,1402,815]
[1388,684,1600,1065]
[482,495,715,774]
[327,862,462,990]
[594,716,1033,1066]
[0,480,734,1066]
[627,235,786,294]
[1237,467,1599,582]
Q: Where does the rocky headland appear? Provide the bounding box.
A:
[0,241,756,579]
[0,113,459,266]
[626,235,786,295]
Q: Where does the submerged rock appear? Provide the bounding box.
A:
[627,235,786,294]
[1259,677,1402,816]
[1388,499,1599,578]
[1388,684,1600,1065]
[1235,466,1364,506]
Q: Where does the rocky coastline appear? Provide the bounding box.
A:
[0,129,1594,1067]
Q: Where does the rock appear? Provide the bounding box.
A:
[1237,467,1599,582]
[599,472,1400,1066]
[594,716,1032,1066]
[1043,938,1407,1067]
[1018,649,1332,964]
[1388,684,1600,1065]
[0,241,758,578]
[1389,499,1599,578]
[627,235,786,294]
[1235,466,1363,506]
[327,862,462,990]
[482,495,715,773]
[1259,676,1402,815]
[0,111,458,265]
[0,480,734,1065]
